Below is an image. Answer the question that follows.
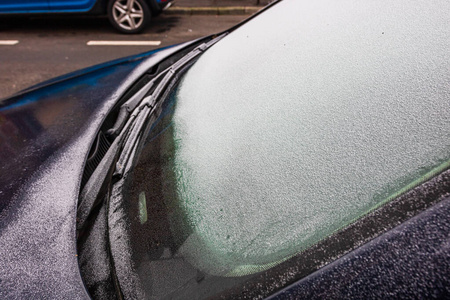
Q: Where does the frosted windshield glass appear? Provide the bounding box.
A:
[164,0,450,277]
[158,0,450,278]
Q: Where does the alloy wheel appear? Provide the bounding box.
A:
[112,0,144,31]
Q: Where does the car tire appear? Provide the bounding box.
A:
[107,0,151,34]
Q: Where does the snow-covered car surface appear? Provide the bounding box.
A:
[1,0,449,299]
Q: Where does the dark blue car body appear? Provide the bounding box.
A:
[0,40,201,298]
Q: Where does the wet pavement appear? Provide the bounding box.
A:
[0,13,249,99]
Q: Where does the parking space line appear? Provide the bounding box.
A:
[87,41,161,46]
[0,40,19,45]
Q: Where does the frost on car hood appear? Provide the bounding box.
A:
[161,0,450,276]
[0,43,191,298]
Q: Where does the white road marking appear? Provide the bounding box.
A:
[0,40,19,45]
[87,40,161,46]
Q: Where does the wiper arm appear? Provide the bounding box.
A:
[105,33,227,140]
[105,72,161,139]
[113,32,228,178]
[77,33,228,230]
[77,115,134,231]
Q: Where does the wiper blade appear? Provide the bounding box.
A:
[113,32,228,178]
[105,72,163,139]
[114,105,151,177]
[105,33,227,140]
[77,33,228,228]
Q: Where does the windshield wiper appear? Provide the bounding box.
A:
[77,33,228,231]
[111,32,228,178]
[105,33,227,140]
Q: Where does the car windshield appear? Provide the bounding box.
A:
[118,0,450,298]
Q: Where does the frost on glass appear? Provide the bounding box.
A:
[156,0,449,277]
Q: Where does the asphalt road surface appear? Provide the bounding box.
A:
[0,14,247,99]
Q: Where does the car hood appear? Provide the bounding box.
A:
[0,41,197,298]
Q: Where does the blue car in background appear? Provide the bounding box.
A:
[0,0,172,33]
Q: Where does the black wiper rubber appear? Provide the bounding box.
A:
[105,75,159,139]
[78,33,228,223]
[104,36,220,140]
[114,105,150,177]
[113,33,228,178]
